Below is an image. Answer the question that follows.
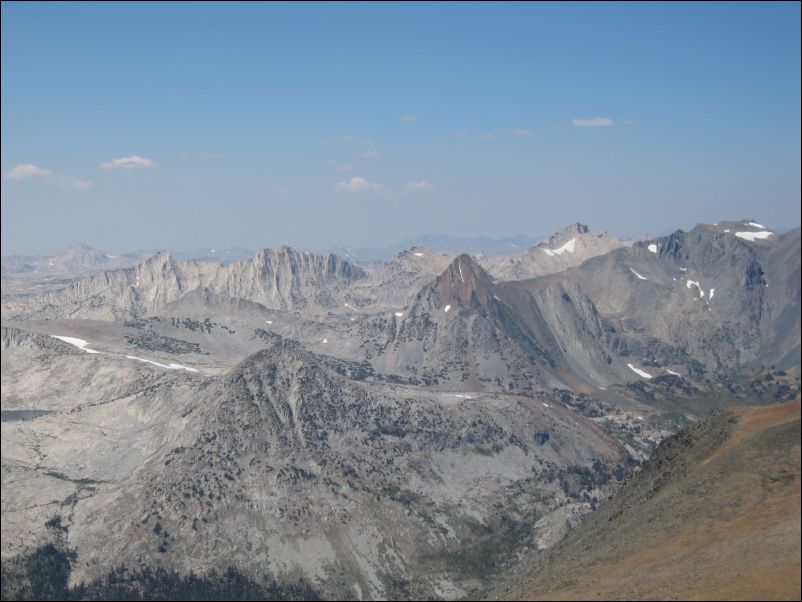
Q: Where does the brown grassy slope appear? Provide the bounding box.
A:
[495,399,801,601]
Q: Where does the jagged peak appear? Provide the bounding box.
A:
[562,222,590,235]
[245,246,365,281]
[227,334,335,387]
[140,249,176,269]
[426,254,497,313]
[537,223,592,249]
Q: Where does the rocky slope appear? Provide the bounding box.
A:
[346,247,456,309]
[492,397,801,601]
[557,221,801,374]
[354,221,800,396]
[1,218,799,600]
[360,254,570,394]
[1,325,627,600]
[2,247,366,321]
[480,223,629,281]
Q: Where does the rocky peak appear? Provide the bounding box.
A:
[250,246,365,282]
[426,254,498,314]
[140,249,176,270]
[540,223,590,246]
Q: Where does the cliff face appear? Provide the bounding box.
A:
[208,246,366,311]
[3,247,366,320]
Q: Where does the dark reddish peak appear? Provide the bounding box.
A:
[428,254,498,313]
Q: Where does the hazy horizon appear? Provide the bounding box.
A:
[2,2,800,256]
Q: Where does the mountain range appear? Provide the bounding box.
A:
[1,219,799,600]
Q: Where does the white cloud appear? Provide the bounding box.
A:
[2,164,52,181]
[400,114,418,122]
[406,180,432,190]
[572,117,613,127]
[2,163,92,191]
[100,155,157,169]
[354,149,382,158]
[334,176,384,193]
[510,129,532,137]
[55,175,94,191]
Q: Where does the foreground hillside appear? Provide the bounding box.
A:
[1,327,628,600]
[493,398,801,601]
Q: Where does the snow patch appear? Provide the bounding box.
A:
[542,402,550,408]
[125,356,198,372]
[265,320,273,324]
[444,305,451,313]
[51,335,101,354]
[647,244,658,254]
[735,230,773,241]
[395,312,403,317]
[666,369,681,377]
[414,252,425,257]
[542,237,576,257]
[686,280,704,298]
[746,222,766,229]
[450,394,473,399]
[627,363,653,379]
[630,268,648,280]
[321,338,328,344]
[709,288,715,300]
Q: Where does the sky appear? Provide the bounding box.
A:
[1,1,800,256]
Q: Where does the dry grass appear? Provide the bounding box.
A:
[506,399,801,601]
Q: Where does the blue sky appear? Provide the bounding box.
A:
[2,1,800,255]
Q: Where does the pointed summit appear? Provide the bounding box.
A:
[427,254,498,314]
[539,223,590,248]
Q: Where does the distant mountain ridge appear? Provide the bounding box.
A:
[360,221,800,394]
[480,222,632,281]
[2,246,366,320]
[1,242,148,278]
[4,220,799,382]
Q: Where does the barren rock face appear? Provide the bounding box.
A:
[1,328,626,600]
[1,221,799,600]
[480,223,629,282]
[3,247,366,321]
